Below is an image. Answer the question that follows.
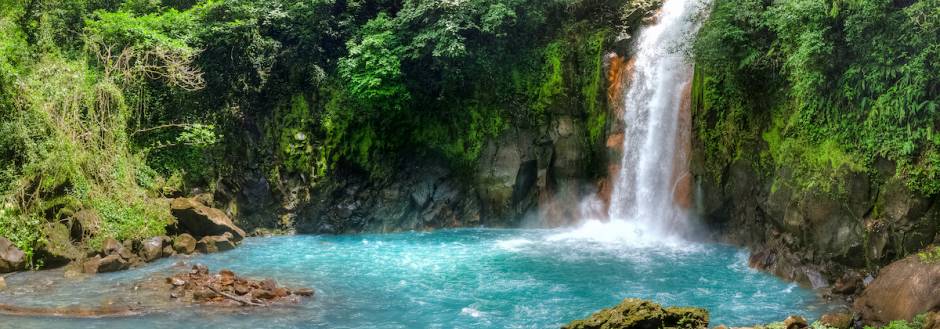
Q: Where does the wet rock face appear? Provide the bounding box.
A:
[166,265,313,306]
[0,237,26,273]
[853,254,940,324]
[296,160,483,234]
[171,197,246,241]
[691,148,940,286]
[562,298,708,329]
[293,122,601,234]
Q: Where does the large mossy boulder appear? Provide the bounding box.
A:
[171,198,246,241]
[563,299,708,329]
[854,251,940,324]
[0,237,26,273]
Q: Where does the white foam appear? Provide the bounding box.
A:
[546,219,698,251]
[495,238,533,251]
[461,307,483,318]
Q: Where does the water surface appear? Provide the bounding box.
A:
[0,229,830,328]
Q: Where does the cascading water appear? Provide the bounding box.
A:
[609,0,705,237]
[567,0,708,246]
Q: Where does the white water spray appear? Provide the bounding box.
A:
[558,0,709,246]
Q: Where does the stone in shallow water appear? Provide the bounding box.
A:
[173,234,197,255]
[166,265,313,307]
[0,276,5,290]
[141,237,165,262]
[196,235,235,254]
[562,298,708,329]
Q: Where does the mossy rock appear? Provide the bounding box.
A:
[563,298,708,329]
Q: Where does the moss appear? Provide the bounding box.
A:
[274,93,316,174]
[918,246,940,263]
[532,41,566,119]
[581,30,608,144]
[563,299,708,329]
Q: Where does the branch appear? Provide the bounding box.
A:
[206,285,266,307]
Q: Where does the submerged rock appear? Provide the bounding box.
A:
[562,298,708,329]
[165,265,313,306]
[854,253,940,324]
[171,198,246,241]
[0,237,26,273]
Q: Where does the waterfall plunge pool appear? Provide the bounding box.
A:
[0,228,833,328]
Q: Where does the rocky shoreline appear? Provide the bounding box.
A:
[3,196,937,327]
[1,196,246,278]
[564,298,940,329]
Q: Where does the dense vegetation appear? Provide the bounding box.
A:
[0,0,647,266]
[692,0,939,195]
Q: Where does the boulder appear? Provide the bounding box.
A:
[173,234,197,255]
[562,298,708,329]
[83,255,102,274]
[162,245,176,257]
[832,271,863,295]
[784,315,808,329]
[854,254,940,323]
[820,312,853,329]
[0,237,26,273]
[102,238,123,256]
[140,237,164,262]
[96,254,129,273]
[171,198,246,241]
[196,235,235,254]
[0,276,6,290]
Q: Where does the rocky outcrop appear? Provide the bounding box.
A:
[289,117,602,234]
[853,253,940,324]
[166,265,313,306]
[0,237,26,273]
[692,141,940,287]
[80,232,236,274]
[563,299,708,329]
[171,197,246,241]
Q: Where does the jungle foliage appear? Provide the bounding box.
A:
[0,0,638,264]
[692,0,939,194]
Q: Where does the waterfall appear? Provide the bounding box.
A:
[562,0,708,246]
